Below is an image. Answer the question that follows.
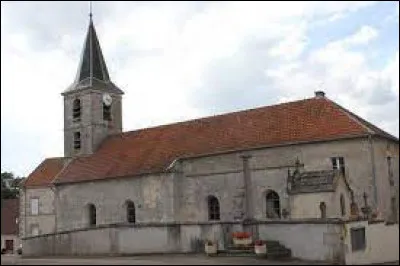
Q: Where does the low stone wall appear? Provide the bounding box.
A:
[344,220,399,264]
[258,222,343,262]
[22,219,345,262]
[22,222,231,256]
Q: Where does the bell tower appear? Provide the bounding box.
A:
[62,14,124,157]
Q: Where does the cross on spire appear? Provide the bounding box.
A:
[89,1,92,19]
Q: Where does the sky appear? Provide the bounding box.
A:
[1,1,399,178]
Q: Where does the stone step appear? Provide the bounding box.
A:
[224,248,254,254]
[227,245,254,250]
[217,250,255,257]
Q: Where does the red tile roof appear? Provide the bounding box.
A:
[1,199,19,235]
[50,96,397,185]
[23,158,69,188]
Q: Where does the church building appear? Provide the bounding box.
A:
[19,14,399,262]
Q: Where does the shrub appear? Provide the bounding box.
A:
[17,248,22,255]
[1,248,6,254]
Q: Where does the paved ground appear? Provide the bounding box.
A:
[1,254,330,265]
[1,254,398,265]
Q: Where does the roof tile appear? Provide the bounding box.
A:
[54,97,376,184]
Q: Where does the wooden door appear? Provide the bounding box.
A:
[5,239,13,251]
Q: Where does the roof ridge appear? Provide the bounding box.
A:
[51,158,75,185]
[117,97,316,137]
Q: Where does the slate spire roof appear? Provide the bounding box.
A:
[63,16,123,95]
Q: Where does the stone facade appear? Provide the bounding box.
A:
[290,179,352,219]
[55,173,174,232]
[63,90,122,157]
[19,188,56,238]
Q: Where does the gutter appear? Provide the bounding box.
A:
[368,134,378,208]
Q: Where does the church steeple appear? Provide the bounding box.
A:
[76,16,110,84]
[63,14,123,95]
[62,10,123,157]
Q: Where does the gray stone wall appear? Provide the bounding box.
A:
[19,188,56,238]
[55,173,174,232]
[371,137,399,220]
[63,90,122,157]
[179,137,379,221]
[258,222,344,262]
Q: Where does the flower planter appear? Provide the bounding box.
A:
[233,237,252,246]
[254,244,267,255]
[205,243,217,255]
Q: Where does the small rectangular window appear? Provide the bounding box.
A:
[103,104,112,121]
[387,156,394,186]
[351,227,366,251]
[31,198,39,215]
[331,157,345,176]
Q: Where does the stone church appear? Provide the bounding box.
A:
[20,15,399,260]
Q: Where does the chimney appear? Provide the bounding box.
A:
[315,91,325,98]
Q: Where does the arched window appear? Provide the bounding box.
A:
[320,202,326,219]
[73,99,81,120]
[266,190,280,218]
[88,204,96,226]
[340,194,346,216]
[207,195,220,221]
[126,200,135,223]
[74,132,81,150]
[103,103,111,121]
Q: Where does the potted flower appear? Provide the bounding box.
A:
[232,232,252,246]
[254,240,267,255]
[204,240,217,255]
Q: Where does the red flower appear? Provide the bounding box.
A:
[232,232,251,239]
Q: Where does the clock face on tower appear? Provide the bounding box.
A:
[102,93,112,106]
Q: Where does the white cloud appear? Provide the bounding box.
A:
[1,1,398,177]
[343,25,378,45]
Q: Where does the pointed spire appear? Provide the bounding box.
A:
[75,16,110,84]
[63,7,123,95]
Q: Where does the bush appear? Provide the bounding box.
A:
[17,248,22,255]
[1,248,6,254]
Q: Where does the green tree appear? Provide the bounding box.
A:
[1,172,19,199]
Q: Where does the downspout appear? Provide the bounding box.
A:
[368,134,378,209]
